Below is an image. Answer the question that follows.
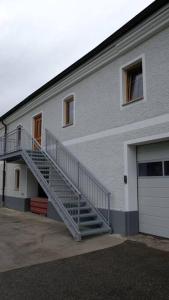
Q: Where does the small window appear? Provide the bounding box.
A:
[164,161,169,176]
[15,169,20,190]
[124,60,143,104]
[138,162,163,177]
[63,96,74,127]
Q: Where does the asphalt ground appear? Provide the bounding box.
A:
[0,240,169,300]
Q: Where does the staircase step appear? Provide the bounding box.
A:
[80,227,109,237]
[48,178,66,183]
[79,220,103,227]
[63,201,87,208]
[36,164,50,168]
[32,156,47,159]
[36,164,49,167]
[73,212,97,219]
[34,160,48,164]
[45,175,65,183]
[50,183,67,187]
[67,206,91,213]
[55,190,74,194]
[52,187,71,192]
[49,175,63,179]
[27,153,44,158]
[27,150,42,153]
[31,155,46,158]
[57,194,77,199]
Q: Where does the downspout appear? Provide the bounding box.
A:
[1,119,7,206]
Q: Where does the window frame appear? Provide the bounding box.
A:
[138,159,169,177]
[126,61,143,103]
[62,95,75,128]
[120,55,146,108]
[138,161,163,177]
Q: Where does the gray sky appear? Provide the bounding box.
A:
[0,0,154,115]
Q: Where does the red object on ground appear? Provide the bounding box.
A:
[30,197,48,216]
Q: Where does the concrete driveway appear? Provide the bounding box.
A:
[0,208,125,272]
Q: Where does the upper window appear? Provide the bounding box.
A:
[122,59,144,104]
[63,96,74,127]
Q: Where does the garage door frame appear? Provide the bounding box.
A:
[124,132,169,235]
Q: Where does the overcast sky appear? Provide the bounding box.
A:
[0,0,154,115]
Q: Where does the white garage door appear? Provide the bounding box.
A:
[138,141,169,238]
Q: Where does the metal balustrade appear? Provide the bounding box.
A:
[0,128,21,155]
[0,126,111,239]
[45,129,111,224]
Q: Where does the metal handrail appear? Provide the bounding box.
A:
[18,128,82,239]
[45,129,110,194]
[21,128,81,197]
[45,129,111,224]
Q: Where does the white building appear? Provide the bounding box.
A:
[0,0,169,240]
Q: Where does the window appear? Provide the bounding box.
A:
[15,169,20,190]
[164,161,169,176]
[123,59,143,104]
[63,96,74,127]
[138,162,163,177]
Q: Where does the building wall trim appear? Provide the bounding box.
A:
[63,112,169,146]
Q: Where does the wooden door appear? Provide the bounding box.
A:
[34,113,42,146]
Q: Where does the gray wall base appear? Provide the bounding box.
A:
[47,205,139,235]
[1,195,138,235]
[100,209,139,236]
[47,201,62,222]
[4,196,30,212]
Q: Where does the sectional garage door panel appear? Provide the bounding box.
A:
[138,177,169,188]
[140,197,169,208]
[139,222,169,238]
[138,178,169,238]
[139,214,169,228]
[138,142,169,238]
[137,141,169,161]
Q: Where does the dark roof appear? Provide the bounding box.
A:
[1,0,168,121]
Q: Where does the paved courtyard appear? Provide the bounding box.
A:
[0,208,124,272]
[1,208,169,299]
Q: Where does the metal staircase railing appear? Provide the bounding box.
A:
[0,127,111,240]
[45,129,111,225]
[21,128,84,240]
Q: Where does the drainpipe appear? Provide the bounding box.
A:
[1,119,7,206]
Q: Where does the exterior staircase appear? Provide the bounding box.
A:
[0,127,111,240]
